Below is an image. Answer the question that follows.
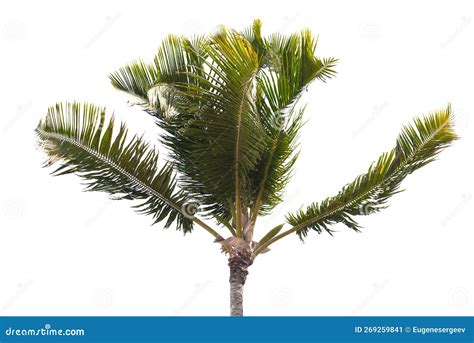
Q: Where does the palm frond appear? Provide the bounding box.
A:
[109,21,339,232]
[247,29,337,218]
[285,105,458,240]
[35,102,195,232]
[249,107,303,217]
[162,28,267,230]
[110,60,159,101]
[109,35,208,119]
[242,19,265,57]
[264,30,337,87]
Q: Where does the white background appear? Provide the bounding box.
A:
[0,0,473,316]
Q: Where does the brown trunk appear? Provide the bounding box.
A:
[228,254,252,316]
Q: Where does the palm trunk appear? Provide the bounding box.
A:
[228,255,252,316]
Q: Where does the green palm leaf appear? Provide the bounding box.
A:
[254,105,458,254]
[248,27,337,219]
[290,105,458,238]
[109,35,208,119]
[35,102,196,232]
[175,28,268,234]
[248,107,303,218]
[34,20,460,316]
[108,22,338,231]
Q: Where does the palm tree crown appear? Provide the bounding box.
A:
[36,20,458,315]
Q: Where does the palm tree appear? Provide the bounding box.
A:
[36,20,458,316]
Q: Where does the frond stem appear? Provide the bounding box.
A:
[254,114,452,255]
[37,129,223,240]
